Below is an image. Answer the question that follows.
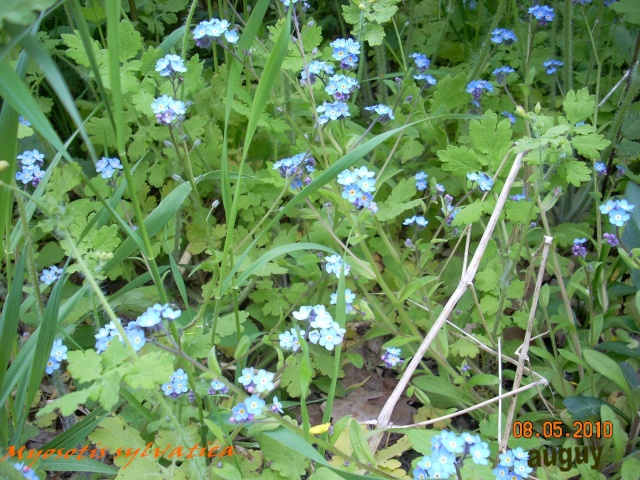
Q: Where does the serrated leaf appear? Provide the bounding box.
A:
[363,23,386,46]
[449,338,480,358]
[438,146,485,176]
[451,200,484,226]
[117,19,143,61]
[504,200,535,224]
[257,431,309,480]
[67,350,103,383]
[38,388,95,416]
[571,133,610,159]
[430,73,469,113]
[609,0,640,25]
[469,112,512,170]
[280,354,303,398]
[123,351,174,390]
[563,89,595,124]
[475,268,499,292]
[558,158,592,187]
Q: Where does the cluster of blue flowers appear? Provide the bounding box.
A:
[466,80,493,106]
[331,38,360,69]
[572,238,588,258]
[364,104,395,123]
[40,265,63,286]
[467,171,494,191]
[413,430,491,479]
[528,5,554,25]
[410,53,437,85]
[330,288,356,313]
[13,463,38,480]
[337,166,378,212]
[156,54,187,78]
[161,369,189,398]
[442,194,460,225]
[239,367,275,394]
[404,215,428,228]
[493,447,533,479]
[45,339,68,374]
[600,199,635,227]
[137,302,182,327]
[300,60,334,85]
[273,152,315,188]
[325,74,359,101]
[193,18,239,48]
[381,347,403,368]
[543,59,563,75]
[95,157,123,179]
[15,149,45,187]
[229,368,281,423]
[95,320,146,353]
[490,28,517,45]
[151,94,186,125]
[493,66,515,84]
[280,305,346,351]
[317,100,351,124]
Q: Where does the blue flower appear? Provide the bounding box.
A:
[499,450,515,467]
[331,38,360,69]
[271,396,284,413]
[136,304,164,327]
[45,357,60,374]
[502,111,516,124]
[510,193,526,201]
[40,266,62,285]
[308,329,320,344]
[513,459,533,477]
[151,95,186,125]
[279,330,296,350]
[543,59,563,74]
[599,199,617,214]
[231,402,249,422]
[415,174,428,191]
[493,66,515,83]
[326,74,359,100]
[301,60,334,85]
[96,157,123,179]
[469,442,490,465]
[319,327,343,351]
[126,328,146,352]
[616,199,634,211]
[155,54,187,77]
[209,379,229,394]
[238,367,255,387]
[224,29,239,44]
[529,5,554,25]
[17,149,44,166]
[477,173,494,191]
[325,255,350,277]
[245,394,266,416]
[317,101,350,124]
[466,80,494,102]
[253,369,275,393]
[381,348,404,368]
[414,74,437,85]
[161,382,174,396]
[609,207,630,227]
[364,104,395,122]
[490,28,517,45]
[19,116,31,127]
[50,339,68,362]
[409,53,430,71]
[330,289,356,313]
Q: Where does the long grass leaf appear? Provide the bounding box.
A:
[0,249,27,392]
[103,182,192,272]
[220,0,271,220]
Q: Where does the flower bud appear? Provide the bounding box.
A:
[534,102,541,114]
[0,160,8,172]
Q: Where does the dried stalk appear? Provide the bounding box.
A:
[368,151,526,452]
[499,235,553,451]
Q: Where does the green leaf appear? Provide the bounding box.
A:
[558,158,592,187]
[451,200,484,226]
[438,146,485,176]
[123,351,174,390]
[609,0,640,25]
[67,350,103,383]
[363,23,386,46]
[583,349,631,396]
[406,429,439,455]
[0,0,56,27]
[467,374,499,388]
[257,431,309,480]
[450,338,480,358]
[38,388,95,417]
[504,200,535,224]
[571,134,610,159]
[469,112,512,170]
[563,89,595,124]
